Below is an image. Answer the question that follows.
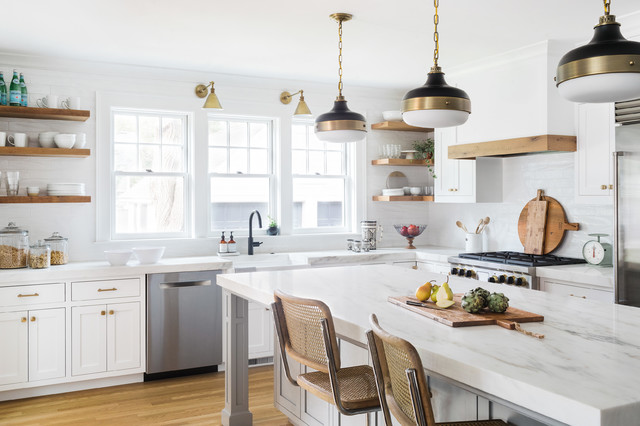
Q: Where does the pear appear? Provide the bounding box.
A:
[436,282,454,302]
[415,281,433,302]
[430,285,440,302]
[436,299,455,309]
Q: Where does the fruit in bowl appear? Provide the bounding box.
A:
[393,224,427,249]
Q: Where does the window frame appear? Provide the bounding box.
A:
[206,114,277,235]
[109,107,192,240]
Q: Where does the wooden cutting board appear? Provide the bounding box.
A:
[518,191,579,254]
[388,295,543,329]
[523,189,548,254]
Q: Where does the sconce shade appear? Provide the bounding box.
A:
[294,98,312,116]
[314,98,366,143]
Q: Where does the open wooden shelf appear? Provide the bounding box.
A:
[372,158,433,166]
[0,146,90,158]
[448,134,577,160]
[373,195,434,202]
[0,105,90,122]
[371,121,433,132]
[0,196,91,204]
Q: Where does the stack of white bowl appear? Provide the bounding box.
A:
[47,183,85,196]
[53,134,76,149]
[38,132,59,148]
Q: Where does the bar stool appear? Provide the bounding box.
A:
[271,290,380,419]
[366,314,508,426]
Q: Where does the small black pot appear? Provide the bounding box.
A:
[267,226,279,236]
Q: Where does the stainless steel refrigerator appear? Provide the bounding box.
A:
[614,122,640,306]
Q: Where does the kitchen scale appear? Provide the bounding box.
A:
[582,233,613,266]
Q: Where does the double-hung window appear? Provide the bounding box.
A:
[111,109,190,238]
[291,121,351,232]
[208,116,274,231]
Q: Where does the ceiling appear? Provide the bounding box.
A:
[4,1,640,89]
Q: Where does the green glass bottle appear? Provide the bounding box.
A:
[0,72,6,106]
[19,73,27,107]
[9,70,20,106]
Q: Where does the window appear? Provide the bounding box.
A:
[111,109,189,238]
[292,122,350,231]
[208,117,274,231]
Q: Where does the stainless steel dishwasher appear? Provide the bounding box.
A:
[145,270,222,379]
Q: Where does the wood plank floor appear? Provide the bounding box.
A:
[0,366,293,425]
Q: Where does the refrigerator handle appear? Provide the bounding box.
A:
[613,151,622,304]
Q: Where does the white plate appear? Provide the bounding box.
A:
[386,171,409,189]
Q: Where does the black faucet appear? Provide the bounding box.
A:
[248,210,263,255]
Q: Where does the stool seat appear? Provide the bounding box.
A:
[298,365,379,410]
[437,421,507,426]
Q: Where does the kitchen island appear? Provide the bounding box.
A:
[217,264,639,426]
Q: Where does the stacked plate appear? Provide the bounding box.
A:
[47,183,85,196]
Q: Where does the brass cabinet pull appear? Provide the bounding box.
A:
[100,310,106,316]
[601,184,607,190]
[569,294,587,299]
[412,265,418,270]
[609,184,614,190]
[21,317,27,323]
[30,316,36,322]
[98,288,117,292]
[108,310,114,315]
[17,293,39,298]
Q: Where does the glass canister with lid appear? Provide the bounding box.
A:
[0,222,29,269]
[29,240,50,269]
[45,232,69,265]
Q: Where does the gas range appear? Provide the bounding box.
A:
[447,251,586,290]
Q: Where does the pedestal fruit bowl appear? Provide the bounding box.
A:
[393,224,427,249]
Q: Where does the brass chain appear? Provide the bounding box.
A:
[604,0,610,15]
[338,19,343,97]
[433,0,439,67]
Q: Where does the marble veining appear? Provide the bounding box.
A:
[217,265,640,426]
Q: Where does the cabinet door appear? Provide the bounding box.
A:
[0,311,28,386]
[107,302,141,371]
[28,308,65,382]
[300,364,331,426]
[434,127,460,197]
[274,346,302,418]
[248,302,274,359]
[334,339,374,426]
[72,305,107,376]
[429,375,479,422]
[577,103,614,198]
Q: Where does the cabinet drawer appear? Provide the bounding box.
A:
[72,279,140,301]
[0,283,65,308]
[540,279,613,302]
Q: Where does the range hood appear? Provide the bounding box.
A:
[615,99,640,125]
[448,134,577,160]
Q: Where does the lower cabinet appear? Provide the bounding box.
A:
[248,302,274,360]
[538,277,613,302]
[0,308,65,386]
[72,302,141,376]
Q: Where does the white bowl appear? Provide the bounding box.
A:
[132,246,165,264]
[382,188,404,196]
[38,132,58,148]
[382,111,402,121]
[410,186,423,196]
[54,134,76,149]
[105,249,132,266]
[27,186,40,196]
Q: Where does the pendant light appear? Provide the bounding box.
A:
[402,0,471,128]
[556,0,640,103]
[315,13,367,143]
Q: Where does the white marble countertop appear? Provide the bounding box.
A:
[536,263,614,289]
[217,265,640,426]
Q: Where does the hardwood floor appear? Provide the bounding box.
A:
[0,366,293,425]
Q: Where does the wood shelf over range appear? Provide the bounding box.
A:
[371,158,433,166]
[371,121,433,132]
[0,105,90,122]
[372,196,434,202]
[0,146,90,158]
[448,134,577,160]
[0,196,91,204]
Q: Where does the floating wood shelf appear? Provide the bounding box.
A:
[0,196,91,204]
[371,121,433,132]
[0,105,90,122]
[371,158,433,166]
[373,196,434,202]
[448,134,577,160]
[0,146,90,158]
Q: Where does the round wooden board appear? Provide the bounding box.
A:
[518,195,579,254]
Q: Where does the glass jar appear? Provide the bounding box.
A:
[29,240,50,269]
[45,232,69,265]
[0,222,29,269]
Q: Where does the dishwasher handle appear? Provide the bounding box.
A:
[159,280,212,289]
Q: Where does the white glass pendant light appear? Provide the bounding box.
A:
[402,0,471,128]
[315,13,367,143]
[556,0,640,103]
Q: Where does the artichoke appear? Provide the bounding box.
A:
[461,291,486,314]
[472,287,491,307]
[487,292,510,313]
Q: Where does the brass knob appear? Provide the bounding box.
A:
[454,188,458,192]
[412,265,418,270]
[448,188,453,192]
[30,316,36,322]
[21,317,27,323]
[109,310,114,315]
[101,310,106,316]
[609,184,613,190]
[601,185,607,190]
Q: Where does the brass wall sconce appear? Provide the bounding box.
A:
[280,90,312,116]
[195,81,223,109]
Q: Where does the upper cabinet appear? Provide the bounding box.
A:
[575,103,615,203]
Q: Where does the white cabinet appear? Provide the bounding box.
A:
[248,302,274,360]
[391,261,417,269]
[576,103,615,202]
[416,260,452,275]
[538,277,613,302]
[72,302,141,376]
[0,308,65,386]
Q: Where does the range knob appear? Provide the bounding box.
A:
[465,269,474,278]
[498,275,507,283]
[451,267,459,275]
[458,269,466,276]
[488,276,497,283]
[506,276,515,285]
[516,277,527,287]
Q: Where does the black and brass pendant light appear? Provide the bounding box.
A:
[556,0,640,103]
[315,13,367,143]
[402,0,471,128]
